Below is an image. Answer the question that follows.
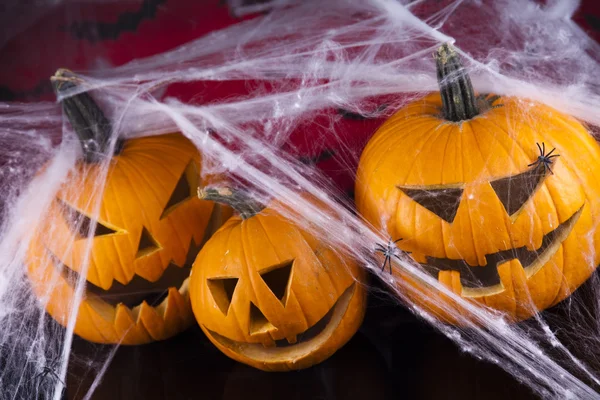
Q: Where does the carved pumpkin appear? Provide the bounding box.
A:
[189,189,367,371]
[356,44,600,322]
[26,70,229,344]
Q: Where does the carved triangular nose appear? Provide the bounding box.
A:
[135,226,161,258]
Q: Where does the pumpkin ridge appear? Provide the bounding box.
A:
[112,157,166,279]
[239,218,260,339]
[468,118,495,178]
[223,226,250,341]
[456,121,481,266]
[462,183,483,268]
[546,117,600,195]
[289,225,342,307]
[123,152,178,218]
[549,244,568,306]
[356,117,436,212]
[254,215,284,267]
[439,119,456,185]
[122,153,193,270]
[468,121,518,254]
[360,116,437,181]
[534,184,560,248]
[474,112,532,176]
[104,173,137,285]
[369,115,436,151]
[545,244,565,307]
[399,120,449,188]
[291,282,310,332]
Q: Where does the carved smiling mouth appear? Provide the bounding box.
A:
[419,205,584,297]
[203,283,356,359]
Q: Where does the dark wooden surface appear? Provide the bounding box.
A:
[66,284,538,400]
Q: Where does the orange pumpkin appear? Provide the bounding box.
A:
[356,44,600,322]
[26,70,229,344]
[189,189,366,371]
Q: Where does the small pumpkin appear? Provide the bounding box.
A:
[27,70,229,344]
[189,188,366,371]
[356,44,600,322]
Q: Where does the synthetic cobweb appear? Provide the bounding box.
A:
[2,0,600,399]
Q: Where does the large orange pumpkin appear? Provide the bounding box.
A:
[189,188,367,371]
[356,44,600,322]
[26,70,229,344]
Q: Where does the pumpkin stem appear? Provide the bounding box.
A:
[198,187,263,219]
[51,68,115,163]
[435,43,479,122]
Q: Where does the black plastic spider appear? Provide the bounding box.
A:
[374,238,404,274]
[30,356,64,389]
[528,142,559,174]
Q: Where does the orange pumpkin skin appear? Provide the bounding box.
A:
[356,91,600,323]
[189,197,367,371]
[27,133,230,344]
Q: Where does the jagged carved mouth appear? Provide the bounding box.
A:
[48,250,195,309]
[204,283,356,359]
[419,204,584,297]
[62,259,191,308]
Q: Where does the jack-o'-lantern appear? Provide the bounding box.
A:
[356,44,600,322]
[189,188,367,371]
[27,70,230,344]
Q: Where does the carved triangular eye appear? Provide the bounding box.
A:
[259,260,293,305]
[397,186,464,223]
[207,277,238,316]
[136,227,161,258]
[490,167,545,216]
[58,199,117,239]
[160,161,199,219]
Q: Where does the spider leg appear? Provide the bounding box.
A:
[547,154,559,159]
[393,238,403,244]
[546,163,554,175]
[50,371,64,385]
[536,142,543,155]
[546,147,556,157]
[542,142,546,155]
[382,255,391,272]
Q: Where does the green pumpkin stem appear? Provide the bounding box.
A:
[435,43,479,122]
[51,68,114,163]
[198,187,264,219]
